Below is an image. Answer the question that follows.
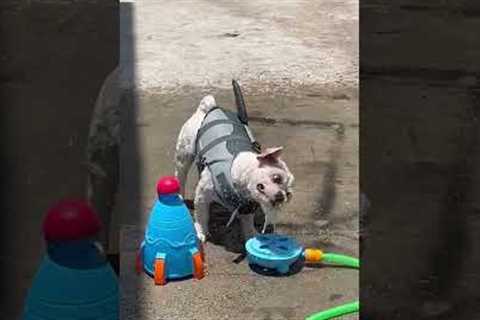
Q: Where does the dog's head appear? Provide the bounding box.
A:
[246,146,294,211]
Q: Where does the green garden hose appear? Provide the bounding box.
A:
[306,301,359,320]
[322,253,359,269]
[303,249,359,320]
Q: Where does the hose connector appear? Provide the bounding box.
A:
[304,248,323,263]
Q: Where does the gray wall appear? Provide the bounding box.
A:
[361,1,480,318]
[0,1,118,317]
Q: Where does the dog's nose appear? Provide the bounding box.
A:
[275,192,285,203]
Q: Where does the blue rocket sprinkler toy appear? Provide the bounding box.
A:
[136,176,205,285]
[23,200,118,320]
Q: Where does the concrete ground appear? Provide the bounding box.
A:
[117,0,358,319]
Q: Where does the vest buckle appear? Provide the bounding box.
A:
[252,141,262,153]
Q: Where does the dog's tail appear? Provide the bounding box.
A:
[197,95,217,114]
[232,79,249,125]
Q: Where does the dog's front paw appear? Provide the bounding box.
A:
[197,233,207,243]
[194,222,207,243]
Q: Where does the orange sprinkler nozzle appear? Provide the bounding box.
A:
[304,248,323,263]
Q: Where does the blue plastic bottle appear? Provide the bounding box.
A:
[137,176,205,284]
[23,200,118,320]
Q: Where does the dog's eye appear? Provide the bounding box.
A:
[272,174,283,184]
[257,183,265,192]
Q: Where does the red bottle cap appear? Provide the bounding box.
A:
[43,199,102,241]
[156,176,180,196]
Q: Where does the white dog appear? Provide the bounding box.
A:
[174,81,294,243]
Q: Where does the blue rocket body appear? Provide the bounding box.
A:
[23,241,118,320]
[140,194,201,280]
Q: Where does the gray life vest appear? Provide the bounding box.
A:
[195,107,261,222]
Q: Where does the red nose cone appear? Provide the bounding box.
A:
[156,176,180,196]
[43,199,102,241]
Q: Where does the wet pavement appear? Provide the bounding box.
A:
[117,87,359,320]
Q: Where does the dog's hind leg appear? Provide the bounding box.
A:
[174,119,198,197]
[174,149,194,198]
[174,96,214,197]
[193,170,214,243]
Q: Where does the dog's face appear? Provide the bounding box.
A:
[247,147,294,209]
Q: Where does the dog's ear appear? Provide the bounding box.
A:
[257,146,283,163]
